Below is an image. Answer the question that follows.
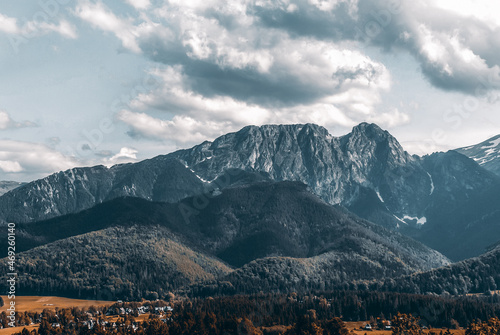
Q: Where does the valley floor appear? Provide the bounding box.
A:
[0,296,472,335]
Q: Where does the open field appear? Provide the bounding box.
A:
[0,295,113,313]
[0,296,148,335]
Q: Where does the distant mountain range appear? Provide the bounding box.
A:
[2,123,499,261]
[0,158,205,224]
[455,134,500,176]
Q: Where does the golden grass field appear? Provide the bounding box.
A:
[0,296,113,335]
[0,295,113,313]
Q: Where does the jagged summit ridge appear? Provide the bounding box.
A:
[171,122,423,213]
[0,122,433,224]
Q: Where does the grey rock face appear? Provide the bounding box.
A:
[171,123,430,218]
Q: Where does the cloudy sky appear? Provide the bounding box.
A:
[1,0,500,181]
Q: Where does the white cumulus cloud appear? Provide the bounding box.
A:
[0,140,79,181]
[109,147,138,162]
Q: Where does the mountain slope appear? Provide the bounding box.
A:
[170,124,500,260]
[0,181,449,299]
[195,242,445,296]
[0,123,430,225]
[10,181,450,270]
[456,134,500,176]
[401,151,500,259]
[170,123,432,217]
[172,181,449,270]
[0,181,25,196]
[0,225,232,300]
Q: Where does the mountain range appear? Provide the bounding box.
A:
[2,123,499,261]
[456,134,500,177]
[1,122,500,300]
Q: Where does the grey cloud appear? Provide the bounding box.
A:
[139,34,313,108]
[244,0,500,95]
[0,140,78,182]
[248,2,358,41]
[81,0,500,98]
[333,64,380,88]
[126,129,147,140]
[246,0,404,48]
[184,60,328,107]
[138,21,386,108]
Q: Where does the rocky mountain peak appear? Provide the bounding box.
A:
[352,122,385,135]
[346,122,401,148]
[340,122,412,169]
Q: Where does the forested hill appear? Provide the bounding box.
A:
[0,181,449,300]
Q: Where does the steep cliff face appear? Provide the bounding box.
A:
[171,123,431,218]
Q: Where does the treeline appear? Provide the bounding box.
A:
[6,291,500,333]
[172,292,500,328]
